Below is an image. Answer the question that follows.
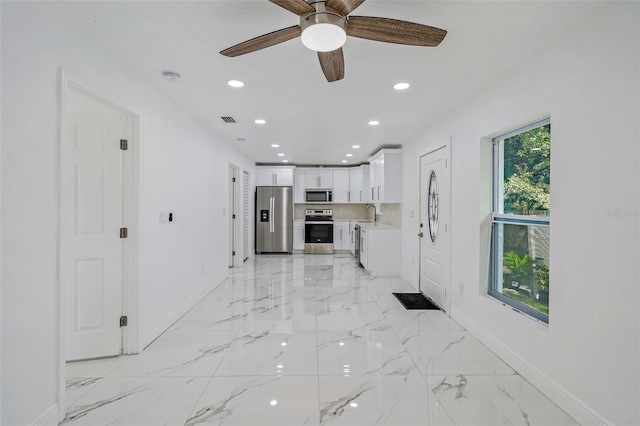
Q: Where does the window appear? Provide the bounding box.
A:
[489,119,550,323]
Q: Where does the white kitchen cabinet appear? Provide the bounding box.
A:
[348,222,356,255]
[369,149,402,203]
[359,225,401,276]
[333,221,349,250]
[256,166,295,187]
[293,221,305,250]
[332,169,350,203]
[349,165,371,203]
[294,169,306,203]
[304,168,332,189]
[359,228,369,269]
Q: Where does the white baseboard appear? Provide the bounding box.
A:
[140,277,228,350]
[31,404,59,426]
[450,307,613,426]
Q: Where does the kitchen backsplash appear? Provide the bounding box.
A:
[294,203,401,225]
[380,203,401,226]
[295,204,368,220]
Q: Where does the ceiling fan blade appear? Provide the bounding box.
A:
[326,0,366,16]
[347,16,447,47]
[220,26,301,57]
[269,0,315,15]
[318,48,345,82]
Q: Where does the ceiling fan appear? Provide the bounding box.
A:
[220,0,447,82]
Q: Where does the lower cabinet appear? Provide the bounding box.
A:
[359,227,400,276]
[333,221,348,250]
[360,228,369,269]
[348,222,356,255]
[293,222,305,251]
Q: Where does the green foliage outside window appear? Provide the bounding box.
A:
[503,124,551,215]
[492,122,551,320]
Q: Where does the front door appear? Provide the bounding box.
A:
[61,87,129,360]
[419,146,451,312]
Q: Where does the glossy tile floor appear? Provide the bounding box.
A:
[64,254,577,425]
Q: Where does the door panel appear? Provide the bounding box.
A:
[256,187,273,253]
[272,187,292,252]
[419,146,450,312]
[243,171,250,261]
[62,90,125,360]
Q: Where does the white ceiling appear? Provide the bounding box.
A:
[39,0,602,166]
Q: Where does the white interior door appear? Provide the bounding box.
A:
[243,171,250,262]
[230,164,242,267]
[61,87,127,360]
[419,146,451,312]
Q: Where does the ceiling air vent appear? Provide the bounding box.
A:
[220,116,236,123]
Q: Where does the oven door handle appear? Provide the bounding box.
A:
[305,221,334,225]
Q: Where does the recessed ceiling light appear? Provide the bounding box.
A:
[368,120,380,126]
[254,119,266,124]
[162,71,181,82]
[352,145,360,149]
[277,153,285,156]
[394,82,410,90]
[271,144,280,148]
[227,79,244,88]
[346,154,353,157]
[270,400,278,406]
[341,160,348,163]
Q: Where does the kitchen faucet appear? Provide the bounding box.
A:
[366,204,377,222]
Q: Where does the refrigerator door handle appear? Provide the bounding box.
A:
[269,197,275,232]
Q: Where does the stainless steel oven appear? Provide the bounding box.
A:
[304,209,333,254]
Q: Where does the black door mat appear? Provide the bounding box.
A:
[393,293,441,310]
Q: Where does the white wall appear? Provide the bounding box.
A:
[0,3,254,424]
[401,4,639,425]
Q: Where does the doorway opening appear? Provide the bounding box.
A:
[229,164,243,267]
[58,70,140,420]
[418,144,451,313]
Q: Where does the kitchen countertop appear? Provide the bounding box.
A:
[354,221,400,230]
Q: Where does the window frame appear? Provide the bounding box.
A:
[488,118,551,324]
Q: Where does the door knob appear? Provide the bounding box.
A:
[418,232,424,238]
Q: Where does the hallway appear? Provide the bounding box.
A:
[64,254,576,425]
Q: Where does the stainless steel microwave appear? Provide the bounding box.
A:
[305,189,333,204]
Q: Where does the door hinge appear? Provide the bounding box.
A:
[232,214,236,219]
[232,251,236,256]
[120,139,128,150]
[232,177,236,182]
[120,227,128,238]
[120,315,128,327]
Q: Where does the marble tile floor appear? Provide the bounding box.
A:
[64,254,577,425]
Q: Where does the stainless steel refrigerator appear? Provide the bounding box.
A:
[255,186,293,254]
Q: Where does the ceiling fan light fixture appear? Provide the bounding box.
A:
[300,6,347,52]
[301,23,346,52]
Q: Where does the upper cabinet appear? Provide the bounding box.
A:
[332,169,350,203]
[304,168,332,189]
[294,169,306,203]
[369,149,402,203]
[256,166,295,187]
[349,165,371,203]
